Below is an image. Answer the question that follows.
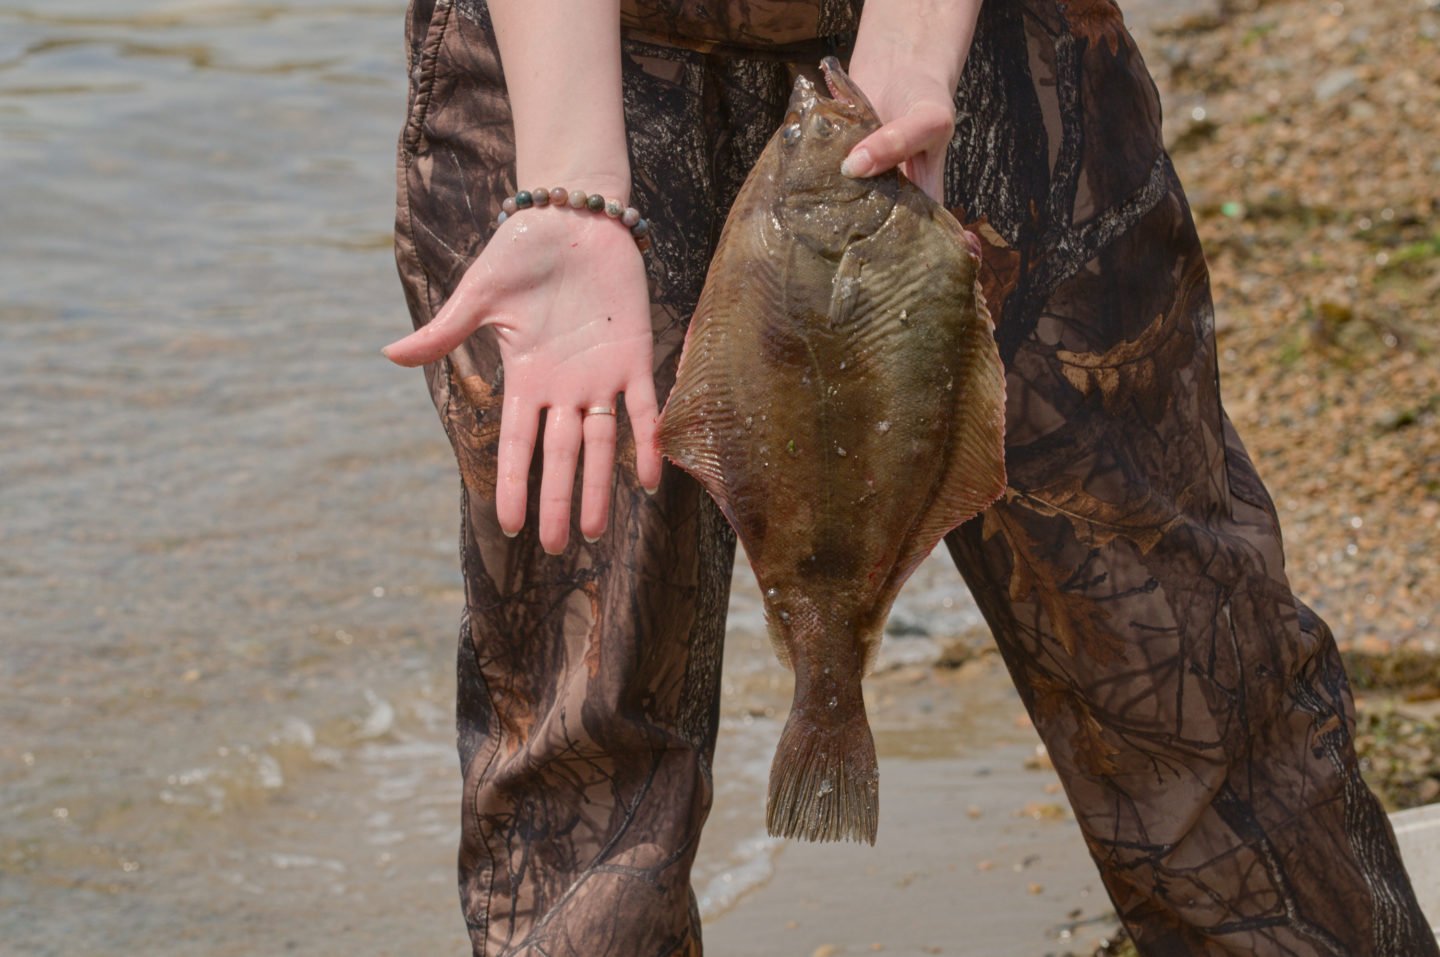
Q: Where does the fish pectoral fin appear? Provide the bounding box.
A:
[827,248,866,328]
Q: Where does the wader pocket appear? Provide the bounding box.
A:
[403,0,454,155]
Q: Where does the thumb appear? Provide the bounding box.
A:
[841,101,954,180]
[382,275,493,367]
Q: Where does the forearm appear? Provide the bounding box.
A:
[489,0,630,200]
[849,0,983,96]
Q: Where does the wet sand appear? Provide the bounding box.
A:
[702,662,1115,957]
[702,748,1109,957]
[693,553,1115,957]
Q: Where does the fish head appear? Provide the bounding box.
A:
[773,58,892,247]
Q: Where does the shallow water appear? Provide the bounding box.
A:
[2,2,469,949]
[1,1,1180,951]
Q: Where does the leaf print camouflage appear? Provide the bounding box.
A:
[392,1,1437,955]
[620,0,861,52]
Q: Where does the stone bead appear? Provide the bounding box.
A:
[586,194,605,212]
[515,190,533,209]
[496,211,509,225]
[630,218,650,238]
[551,187,569,205]
[501,197,518,215]
[568,190,587,208]
[604,199,623,218]
[621,207,640,227]
[530,188,549,207]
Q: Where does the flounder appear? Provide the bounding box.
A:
[658,58,1007,844]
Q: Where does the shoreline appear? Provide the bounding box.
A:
[701,656,1120,957]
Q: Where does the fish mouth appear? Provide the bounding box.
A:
[819,57,857,106]
[820,56,878,116]
[786,58,878,119]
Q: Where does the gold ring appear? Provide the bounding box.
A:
[585,406,616,416]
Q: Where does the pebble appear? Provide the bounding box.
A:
[1313,67,1361,101]
[1018,801,1068,821]
[1160,0,1440,651]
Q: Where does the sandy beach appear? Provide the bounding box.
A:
[702,654,1116,957]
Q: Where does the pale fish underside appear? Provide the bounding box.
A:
[658,58,1007,845]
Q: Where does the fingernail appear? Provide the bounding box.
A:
[841,148,871,178]
[583,533,600,544]
[643,485,659,497]
[501,527,519,539]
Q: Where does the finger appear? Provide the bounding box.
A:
[578,404,618,542]
[537,407,582,555]
[496,393,540,536]
[902,153,944,204]
[841,102,955,180]
[382,278,492,367]
[624,371,662,494]
[960,225,983,261]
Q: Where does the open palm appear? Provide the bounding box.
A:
[384,212,660,553]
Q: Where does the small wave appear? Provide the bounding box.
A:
[696,833,785,921]
[157,745,285,815]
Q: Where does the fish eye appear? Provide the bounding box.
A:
[811,115,836,137]
[782,123,802,146]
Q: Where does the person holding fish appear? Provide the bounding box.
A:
[385,0,1436,954]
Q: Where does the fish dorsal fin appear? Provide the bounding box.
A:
[839,192,1007,631]
[887,204,1007,587]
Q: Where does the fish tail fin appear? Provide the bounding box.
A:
[766,706,878,845]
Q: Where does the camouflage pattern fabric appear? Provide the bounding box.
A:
[392,1,1437,954]
[619,0,861,52]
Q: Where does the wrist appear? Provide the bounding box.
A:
[849,0,981,98]
[513,164,632,206]
[848,48,958,108]
[498,185,652,250]
[492,0,630,203]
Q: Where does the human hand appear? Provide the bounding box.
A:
[840,0,983,203]
[383,211,660,554]
[840,63,956,202]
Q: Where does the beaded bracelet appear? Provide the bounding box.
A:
[496,187,652,251]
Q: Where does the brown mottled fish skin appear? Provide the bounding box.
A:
[658,58,1006,845]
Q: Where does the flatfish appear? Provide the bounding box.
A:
[658,58,1006,844]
